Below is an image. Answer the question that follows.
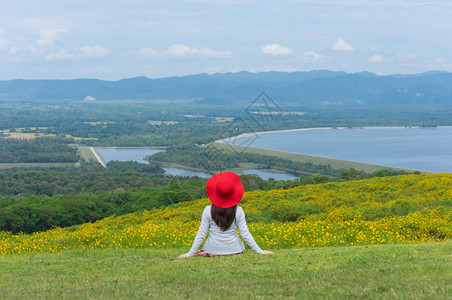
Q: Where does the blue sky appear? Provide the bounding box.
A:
[0,0,451,80]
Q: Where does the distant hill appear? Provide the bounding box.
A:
[1,70,452,106]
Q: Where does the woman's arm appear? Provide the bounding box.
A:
[236,207,267,254]
[180,206,210,257]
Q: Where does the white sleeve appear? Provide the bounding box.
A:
[236,207,265,254]
[185,206,210,257]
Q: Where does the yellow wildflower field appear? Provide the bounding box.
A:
[1,173,451,255]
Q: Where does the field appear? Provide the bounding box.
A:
[1,173,451,254]
[229,161,291,175]
[0,163,75,169]
[0,242,450,299]
[0,129,96,141]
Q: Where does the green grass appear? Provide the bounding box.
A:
[77,147,97,163]
[228,162,294,175]
[1,241,450,299]
[212,142,416,173]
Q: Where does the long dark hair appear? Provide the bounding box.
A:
[211,205,237,231]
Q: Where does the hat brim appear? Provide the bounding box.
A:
[206,172,244,208]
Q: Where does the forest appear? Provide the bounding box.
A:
[0,162,166,197]
[0,137,78,163]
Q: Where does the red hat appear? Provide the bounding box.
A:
[206,172,244,208]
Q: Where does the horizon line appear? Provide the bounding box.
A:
[0,69,449,82]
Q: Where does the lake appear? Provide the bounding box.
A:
[95,148,211,178]
[94,147,297,180]
[95,148,163,164]
[226,127,452,173]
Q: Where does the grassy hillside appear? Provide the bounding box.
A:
[0,242,451,299]
[1,173,451,255]
[1,173,451,298]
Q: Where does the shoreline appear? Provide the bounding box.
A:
[213,142,419,173]
[90,146,166,149]
[215,125,452,143]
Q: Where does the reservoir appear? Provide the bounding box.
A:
[94,147,296,180]
[95,148,163,164]
[94,148,211,178]
[226,127,452,173]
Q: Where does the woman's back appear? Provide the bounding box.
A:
[179,172,273,258]
[184,205,265,257]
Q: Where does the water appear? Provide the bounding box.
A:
[160,167,212,178]
[227,127,452,173]
[95,147,211,177]
[95,148,163,164]
[242,169,298,180]
[94,147,296,179]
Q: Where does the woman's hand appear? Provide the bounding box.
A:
[263,250,274,255]
[178,254,187,258]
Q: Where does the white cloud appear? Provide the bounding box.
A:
[45,45,108,61]
[80,46,109,57]
[167,44,198,56]
[332,39,355,51]
[303,51,323,61]
[14,28,69,56]
[139,47,160,57]
[261,44,293,55]
[197,47,233,58]
[36,29,68,46]
[45,50,76,61]
[140,44,233,58]
[167,44,233,57]
[369,55,384,63]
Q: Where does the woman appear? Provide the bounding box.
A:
[179,171,273,257]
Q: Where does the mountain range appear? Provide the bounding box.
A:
[1,70,452,106]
